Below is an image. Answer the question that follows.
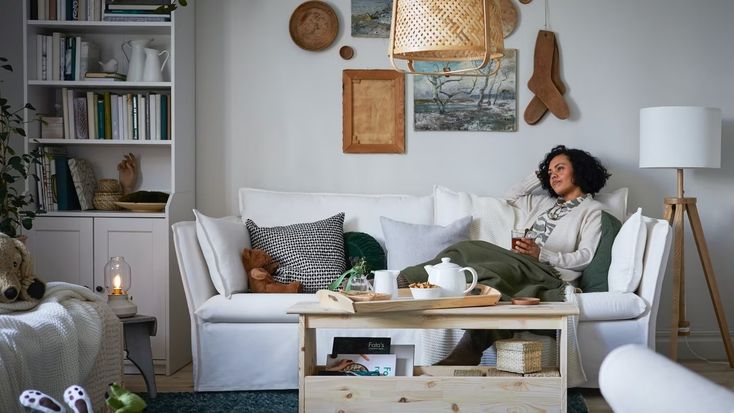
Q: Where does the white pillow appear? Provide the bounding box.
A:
[194,209,252,298]
[380,216,472,270]
[577,292,648,321]
[608,208,647,293]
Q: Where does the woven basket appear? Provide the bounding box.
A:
[495,339,542,374]
[93,191,123,211]
[97,179,122,193]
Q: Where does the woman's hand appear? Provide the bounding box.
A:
[513,238,540,260]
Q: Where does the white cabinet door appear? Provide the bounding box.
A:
[26,217,94,290]
[94,217,169,360]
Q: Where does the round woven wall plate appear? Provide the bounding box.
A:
[289,1,339,51]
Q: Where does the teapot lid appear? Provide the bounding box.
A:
[433,257,460,269]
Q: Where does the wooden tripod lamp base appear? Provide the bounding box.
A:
[663,169,734,367]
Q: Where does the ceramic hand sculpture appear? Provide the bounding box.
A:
[117,153,137,194]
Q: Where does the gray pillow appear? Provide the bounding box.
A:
[380,216,472,271]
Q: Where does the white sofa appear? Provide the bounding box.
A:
[172,186,671,391]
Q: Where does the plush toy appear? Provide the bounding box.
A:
[0,233,45,303]
[242,248,302,293]
[19,383,146,413]
[105,383,147,413]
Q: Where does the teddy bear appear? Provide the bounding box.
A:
[242,248,302,293]
[0,233,45,303]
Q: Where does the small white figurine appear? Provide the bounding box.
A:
[98,58,119,73]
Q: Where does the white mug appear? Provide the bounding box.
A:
[372,270,400,299]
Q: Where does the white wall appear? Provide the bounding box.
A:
[196,0,734,359]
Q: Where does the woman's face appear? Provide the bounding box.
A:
[548,154,583,200]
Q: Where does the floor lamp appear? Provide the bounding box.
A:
[640,106,734,366]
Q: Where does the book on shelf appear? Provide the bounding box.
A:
[54,156,81,211]
[325,354,397,377]
[106,0,172,10]
[331,337,391,355]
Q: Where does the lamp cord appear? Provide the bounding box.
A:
[544,0,550,30]
[683,335,729,365]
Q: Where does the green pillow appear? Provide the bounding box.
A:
[343,232,386,273]
[579,211,622,292]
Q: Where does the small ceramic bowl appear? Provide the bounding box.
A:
[410,287,442,300]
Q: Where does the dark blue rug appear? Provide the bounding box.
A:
[141,389,587,412]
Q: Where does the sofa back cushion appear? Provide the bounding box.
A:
[579,211,623,293]
[239,188,434,248]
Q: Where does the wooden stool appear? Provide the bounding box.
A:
[121,314,158,398]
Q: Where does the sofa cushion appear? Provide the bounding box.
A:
[344,231,386,272]
[434,185,517,247]
[194,209,251,298]
[380,216,471,270]
[608,208,647,293]
[577,291,647,321]
[579,211,623,293]
[195,293,318,323]
[238,187,434,250]
[246,213,346,293]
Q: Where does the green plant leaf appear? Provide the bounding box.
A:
[1,64,12,72]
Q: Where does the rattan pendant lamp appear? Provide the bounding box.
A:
[388,0,505,76]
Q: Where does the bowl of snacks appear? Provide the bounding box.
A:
[409,281,442,299]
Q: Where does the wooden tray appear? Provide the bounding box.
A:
[316,287,501,314]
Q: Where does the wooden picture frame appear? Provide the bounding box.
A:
[343,69,405,154]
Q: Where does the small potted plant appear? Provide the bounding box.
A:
[0,57,42,238]
[328,257,371,292]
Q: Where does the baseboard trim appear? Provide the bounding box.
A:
[656,330,734,360]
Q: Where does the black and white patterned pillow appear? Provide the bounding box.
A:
[245,213,346,293]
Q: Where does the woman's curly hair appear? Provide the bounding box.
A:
[537,145,611,197]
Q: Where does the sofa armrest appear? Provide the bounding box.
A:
[172,221,218,314]
[600,345,734,412]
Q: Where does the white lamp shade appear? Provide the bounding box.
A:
[639,106,721,169]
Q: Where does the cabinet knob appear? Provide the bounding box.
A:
[95,286,104,293]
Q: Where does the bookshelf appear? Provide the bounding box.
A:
[21,1,195,376]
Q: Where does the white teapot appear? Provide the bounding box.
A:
[424,257,478,297]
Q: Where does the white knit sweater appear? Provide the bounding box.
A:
[505,173,604,283]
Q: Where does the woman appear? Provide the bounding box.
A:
[434,145,611,365]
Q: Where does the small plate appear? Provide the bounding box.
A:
[114,202,166,212]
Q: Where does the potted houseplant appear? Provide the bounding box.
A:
[328,256,371,292]
[0,57,42,238]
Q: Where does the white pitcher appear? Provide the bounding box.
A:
[372,270,399,299]
[122,39,153,82]
[142,48,170,82]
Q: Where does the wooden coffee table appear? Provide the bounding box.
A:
[287,301,578,413]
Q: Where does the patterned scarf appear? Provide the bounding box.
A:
[529,194,590,246]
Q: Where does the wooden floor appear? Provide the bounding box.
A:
[124,360,734,412]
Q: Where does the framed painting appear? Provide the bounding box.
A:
[413,49,518,132]
[351,0,393,38]
[343,69,405,154]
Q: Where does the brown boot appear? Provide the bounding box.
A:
[435,330,513,366]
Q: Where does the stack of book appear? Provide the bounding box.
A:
[103,0,172,22]
[84,71,126,82]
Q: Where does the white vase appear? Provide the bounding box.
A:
[142,48,170,82]
[122,39,152,82]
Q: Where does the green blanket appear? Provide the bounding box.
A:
[400,240,566,302]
